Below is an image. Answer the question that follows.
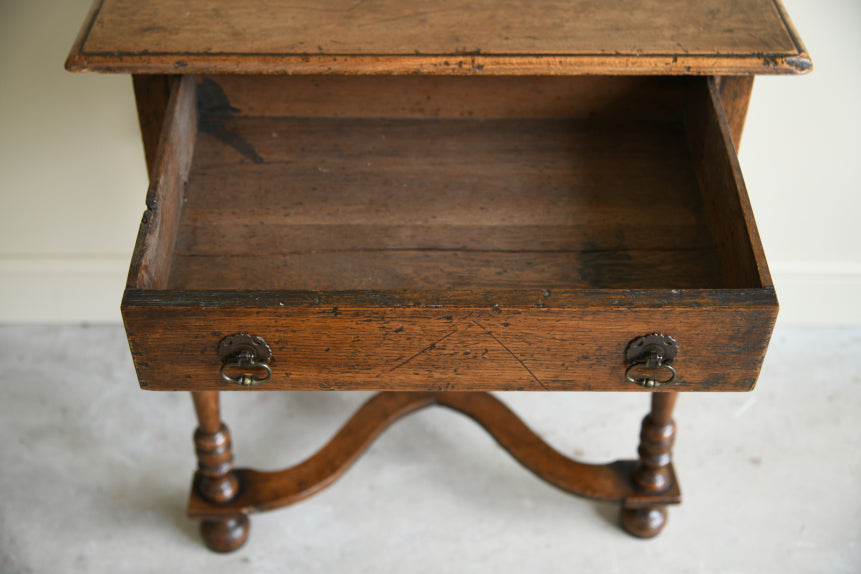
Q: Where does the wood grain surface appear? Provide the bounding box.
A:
[686,78,773,289]
[123,288,777,392]
[198,75,691,121]
[718,76,756,150]
[66,0,811,75]
[170,115,719,291]
[132,75,174,177]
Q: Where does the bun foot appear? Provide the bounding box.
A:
[620,506,667,538]
[200,514,250,552]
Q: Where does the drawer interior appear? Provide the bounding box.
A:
[130,75,768,294]
[124,74,776,392]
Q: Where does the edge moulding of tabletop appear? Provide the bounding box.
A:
[66,0,810,554]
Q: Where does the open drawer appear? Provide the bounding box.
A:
[122,75,777,392]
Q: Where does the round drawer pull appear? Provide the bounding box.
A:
[217,333,274,387]
[625,362,676,388]
[220,358,272,387]
[624,333,679,389]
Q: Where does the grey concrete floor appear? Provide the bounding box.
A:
[1,324,859,573]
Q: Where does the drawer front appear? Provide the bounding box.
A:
[123,75,777,392]
[123,289,776,392]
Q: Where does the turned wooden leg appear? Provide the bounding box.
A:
[191,391,249,552]
[621,392,678,538]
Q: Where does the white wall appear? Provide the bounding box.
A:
[0,0,857,324]
[740,0,861,325]
[0,0,146,322]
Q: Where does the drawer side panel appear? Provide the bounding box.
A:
[127,76,197,290]
[685,77,773,289]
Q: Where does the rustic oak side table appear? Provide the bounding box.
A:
[68,0,810,552]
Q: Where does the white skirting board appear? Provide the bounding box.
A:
[0,257,858,325]
[0,257,129,323]
[769,262,861,326]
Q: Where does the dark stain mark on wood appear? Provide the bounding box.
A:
[786,56,812,71]
[577,249,635,287]
[197,78,241,117]
[199,119,264,164]
[197,78,263,163]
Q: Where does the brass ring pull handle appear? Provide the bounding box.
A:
[220,359,273,386]
[624,333,679,389]
[217,333,274,387]
[625,362,676,388]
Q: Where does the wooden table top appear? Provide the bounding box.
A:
[67,0,810,75]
